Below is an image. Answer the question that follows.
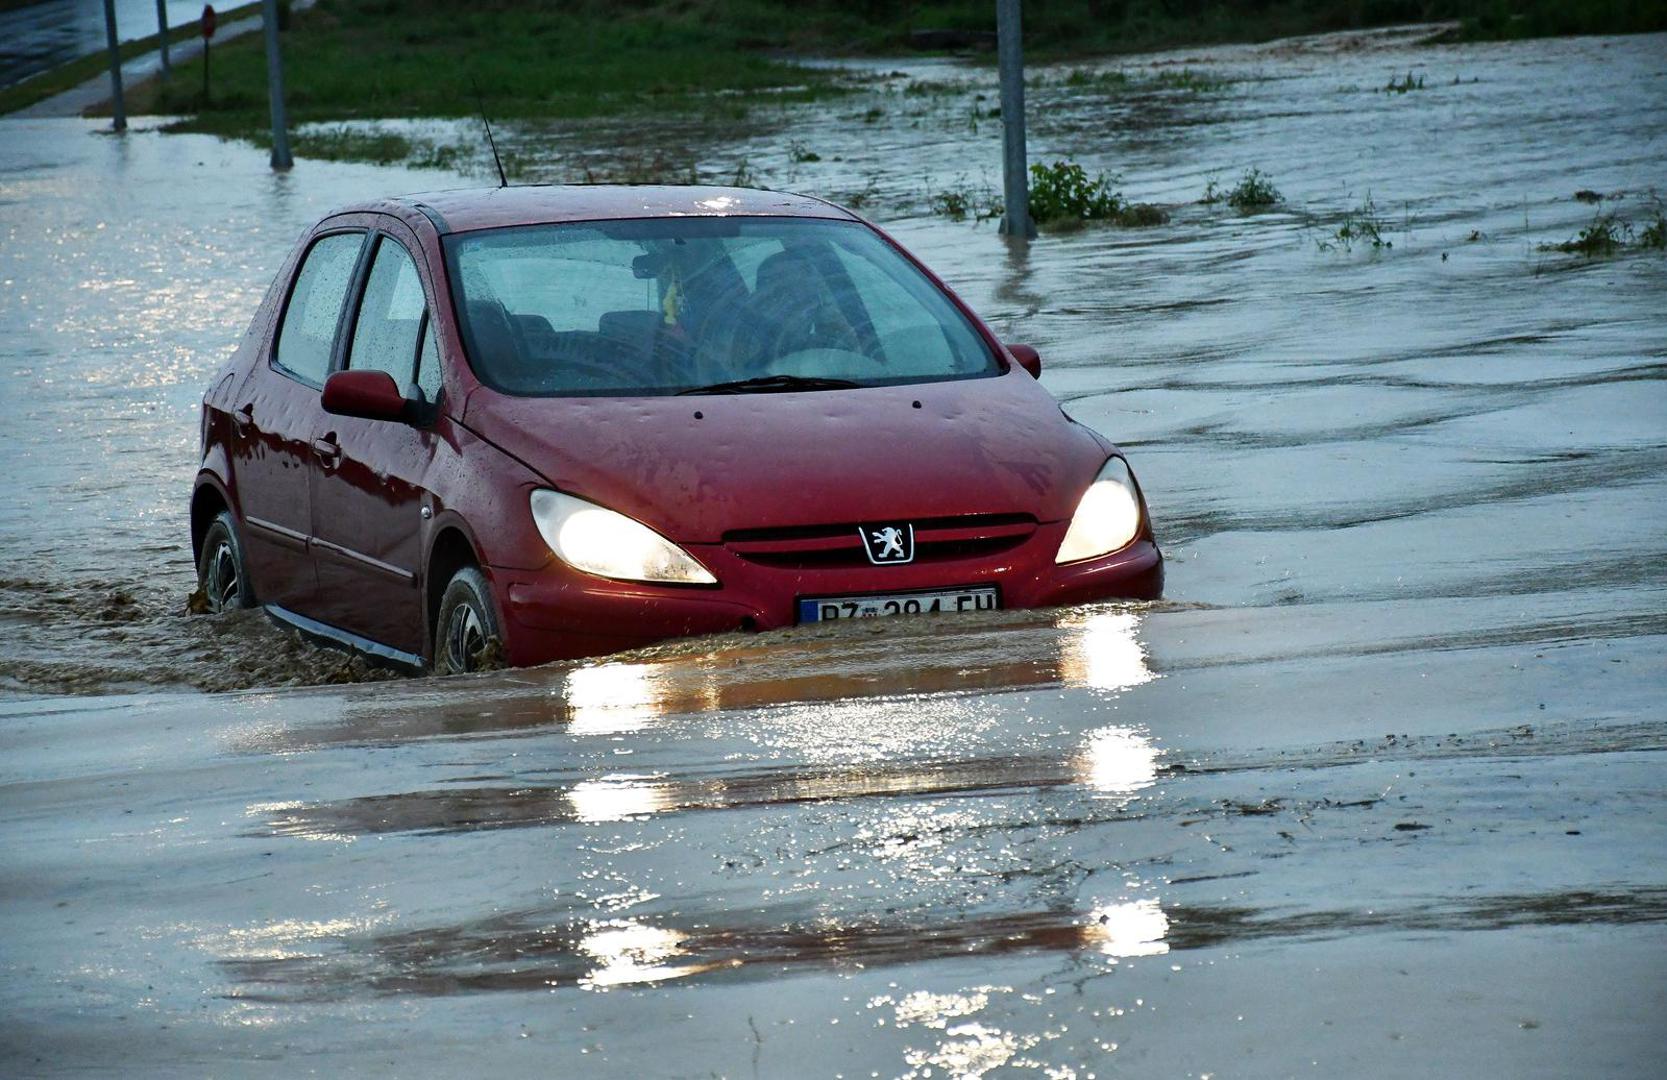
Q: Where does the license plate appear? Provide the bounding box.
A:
[797,587,999,623]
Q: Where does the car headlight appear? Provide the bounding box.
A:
[529,490,717,585]
[1056,457,1144,564]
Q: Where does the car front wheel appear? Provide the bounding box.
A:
[434,566,503,675]
[197,510,256,612]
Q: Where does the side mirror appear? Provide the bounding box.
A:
[322,369,407,422]
[1007,343,1042,379]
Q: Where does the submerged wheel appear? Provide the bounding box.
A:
[197,510,255,612]
[434,566,502,675]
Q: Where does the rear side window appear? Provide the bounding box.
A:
[347,237,428,387]
[275,232,364,385]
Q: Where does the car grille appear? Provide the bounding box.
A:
[723,513,1038,569]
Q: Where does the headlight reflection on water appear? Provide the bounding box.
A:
[1058,609,1156,694]
[561,662,667,736]
[1085,898,1171,958]
[566,775,676,822]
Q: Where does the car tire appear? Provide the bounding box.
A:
[197,510,256,613]
[434,566,503,675]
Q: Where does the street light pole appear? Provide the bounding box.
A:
[262,0,293,169]
[102,0,126,131]
[996,0,1035,238]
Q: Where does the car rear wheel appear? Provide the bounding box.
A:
[197,510,256,612]
[434,566,502,675]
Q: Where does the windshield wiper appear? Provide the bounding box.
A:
[677,374,866,396]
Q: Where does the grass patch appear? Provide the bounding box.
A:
[1543,212,1631,257]
[1318,195,1393,251]
[115,0,850,164]
[1216,168,1281,211]
[1025,161,1168,229]
[928,176,1002,222]
[1640,210,1667,250]
[1035,66,1230,93]
[1028,160,1121,224]
[0,2,261,116]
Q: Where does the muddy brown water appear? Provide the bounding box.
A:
[2,27,1664,1077]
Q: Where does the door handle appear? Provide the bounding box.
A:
[311,436,342,469]
[232,404,254,435]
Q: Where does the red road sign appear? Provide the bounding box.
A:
[201,5,217,39]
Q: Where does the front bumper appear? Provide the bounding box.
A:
[491,521,1162,667]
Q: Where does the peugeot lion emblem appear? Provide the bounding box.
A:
[861,523,915,565]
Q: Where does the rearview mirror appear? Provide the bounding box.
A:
[1007,343,1041,378]
[322,369,407,422]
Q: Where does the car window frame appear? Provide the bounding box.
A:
[339,232,434,395]
[268,227,371,390]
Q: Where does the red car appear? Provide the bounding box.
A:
[192,185,1161,673]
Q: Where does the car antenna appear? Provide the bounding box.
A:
[469,78,509,188]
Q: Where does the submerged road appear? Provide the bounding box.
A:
[2,28,1664,1078]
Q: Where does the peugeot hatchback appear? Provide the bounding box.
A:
[192,185,1162,673]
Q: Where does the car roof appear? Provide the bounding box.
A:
[355,184,858,235]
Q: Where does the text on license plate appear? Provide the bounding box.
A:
[797,587,999,622]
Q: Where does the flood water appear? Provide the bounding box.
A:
[2,27,1664,1077]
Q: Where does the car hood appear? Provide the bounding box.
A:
[462,370,1109,542]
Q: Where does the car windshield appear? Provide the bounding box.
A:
[444,216,999,396]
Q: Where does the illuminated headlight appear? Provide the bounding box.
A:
[530,490,716,585]
[1055,457,1144,564]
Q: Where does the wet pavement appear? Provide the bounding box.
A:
[2,27,1665,1077]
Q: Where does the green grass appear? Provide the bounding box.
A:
[28,0,1661,169]
[1028,160,1122,225]
[126,0,842,128]
[1024,160,1169,229]
[1319,195,1393,250]
[1641,213,1667,250]
[0,2,260,116]
[1220,168,1282,211]
[1543,212,1630,257]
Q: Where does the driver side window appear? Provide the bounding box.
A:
[347,236,430,393]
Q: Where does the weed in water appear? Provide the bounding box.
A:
[1384,71,1425,93]
[1542,212,1631,257]
[1200,178,1224,205]
[1225,168,1281,211]
[1573,189,1604,204]
[862,106,885,123]
[841,176,883,211]
[788,139,820,163]
[1115,202,1170,227]
[1028,161,1123,225]
[1638,208,1666,250]
[928,176,1002,223]
[1153,67,1228,92]
[1319,195,1392,252]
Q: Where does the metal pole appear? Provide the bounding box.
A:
[996,0,1034,238]
[102,0,126,131]
[156,0,171,76]
[262,0,293,169]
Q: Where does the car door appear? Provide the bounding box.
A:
[306,227,443,656]
[230,228,366,612]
